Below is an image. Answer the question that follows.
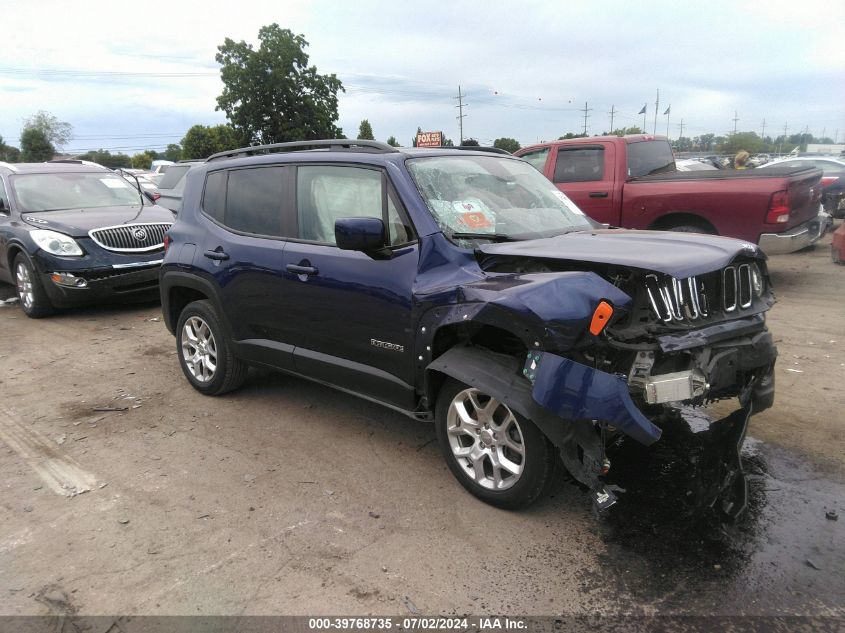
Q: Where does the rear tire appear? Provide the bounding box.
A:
[14,253,55,318]
[176,300,248,395]
[434,378,554,509]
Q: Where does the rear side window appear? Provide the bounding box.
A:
[225,168,285,236]
[627,141,675,177]
[157,165,191,189]
[520,148,550,172]
[553,147,604,182]
[200,167,285,237]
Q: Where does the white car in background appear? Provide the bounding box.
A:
[675,158,718,171]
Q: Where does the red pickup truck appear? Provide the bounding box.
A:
[515,135,828,254]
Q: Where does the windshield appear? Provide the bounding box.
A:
[11,172,144,212]
[407,155,594,241]
[627,140,676,177]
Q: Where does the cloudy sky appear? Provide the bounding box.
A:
[2,0,844,154]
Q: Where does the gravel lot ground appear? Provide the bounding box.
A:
[0,227,842,621]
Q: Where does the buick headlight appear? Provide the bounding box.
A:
[31,230,84,256]
[750,263,764,297]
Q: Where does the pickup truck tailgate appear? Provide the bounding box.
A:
[783,168,823,229]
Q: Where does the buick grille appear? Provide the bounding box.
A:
[89,223,172,253]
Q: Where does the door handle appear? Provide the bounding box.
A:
[589,191,609,198]
[286,264,319,276]
[203,249,229,261]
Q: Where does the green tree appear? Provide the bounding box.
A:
[20,127,54,162]
[163,144,183,161]
[611,126,642,136]
[717,131,765,155]
[411,127,422,147]
[358,119,374,140]
[386,135,399,147]
[77,149,131,168]
[131,150,158,169]
[461,138,480,146]
[558,132,587,140]
[23,111,73,152]
[216,24,344,144]
[0,135,21,162]
[181,124,240,159]
[493,137,520,153]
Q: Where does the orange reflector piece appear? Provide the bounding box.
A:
[51,273,62,283]
[589,301,614,335]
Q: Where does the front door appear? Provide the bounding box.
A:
[279,163,419,409]
[547,143,617,224]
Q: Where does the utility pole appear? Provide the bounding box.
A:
[732,110,740,135]
[778,122,788,155]
[653,89,659,134]
[666,106,671,138]
[454,85,467,144]
[677,119,685,140]
[580,101,592,135]
[608,105,616,135]
[760,118,766,140]
[821,127,826,142]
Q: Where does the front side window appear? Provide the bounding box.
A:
[407,155,594,242]
[297,166,386,245]
[553,147,605,183]
[520,148,550,173]
[11,172,144,212]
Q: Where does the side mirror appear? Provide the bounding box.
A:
[335,217,386,252]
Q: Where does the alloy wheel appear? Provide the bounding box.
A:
[446,388,526,490]
[181,316,218,382]
[15,262,34,310]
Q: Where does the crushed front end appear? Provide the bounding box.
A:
[526,254,777,517]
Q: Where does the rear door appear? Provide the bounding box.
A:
[546,142,617,224]
[195,165,295,369]
[277,163,419,409]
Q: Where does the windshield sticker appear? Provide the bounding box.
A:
[100,178,130,189]
[458,212,493,230]
[553,190,585,215]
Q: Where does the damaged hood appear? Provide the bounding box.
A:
[478,229,763,278]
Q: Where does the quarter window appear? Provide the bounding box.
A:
[553,147,605,182]
[202,171,226,223]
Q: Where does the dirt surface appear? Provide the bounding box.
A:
[0,227,843,620]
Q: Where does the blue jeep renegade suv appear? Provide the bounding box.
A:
[160,140,777,513]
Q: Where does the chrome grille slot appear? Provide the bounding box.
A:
[738,264,752,308]
[723,266,737,312]
[89,223,171,253]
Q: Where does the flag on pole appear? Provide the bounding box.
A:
[638,104,647,114]
[663,105,671,115]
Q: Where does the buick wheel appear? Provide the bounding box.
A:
[14,253,55,318]
[176,300,248,395]
[435,378,554,508]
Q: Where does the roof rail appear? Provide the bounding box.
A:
[453,146,511,155]
[0,161,18,172]
[46,159,108,169]
[207,139,400,162]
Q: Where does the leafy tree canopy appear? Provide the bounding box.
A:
[181,124,240,159]
[493,137,520,153]
[23,111,73,151]
[0,135,21,162]
[163,144,183,162]
[358,119,374,140]
[131,150,158,170]
[386,135,399,147]
[461,138,480,146]
[20,127,54,162]
[216,24,344,144]
[77,149,131,169]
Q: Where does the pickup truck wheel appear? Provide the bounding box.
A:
[176,300,248,395]
[14,253,55,318]
[435,379,554,509]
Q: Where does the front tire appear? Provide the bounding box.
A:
[435,378,554,509]
[176,300,248,395]
[14,253,55,318]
